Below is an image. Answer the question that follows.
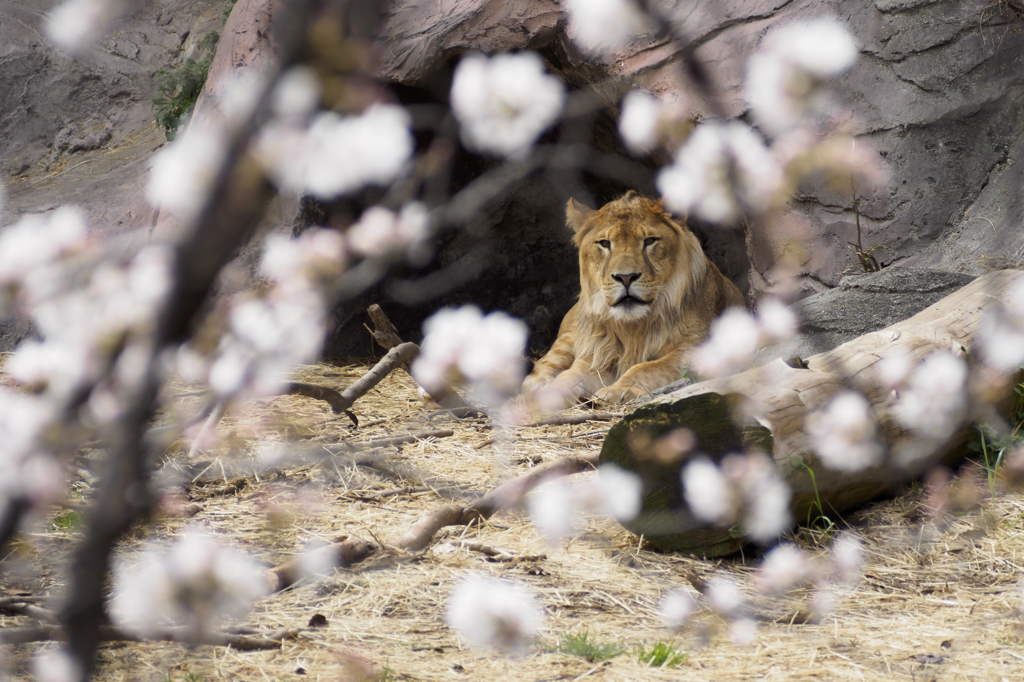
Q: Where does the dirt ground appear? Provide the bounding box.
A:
[4,359,1024,681]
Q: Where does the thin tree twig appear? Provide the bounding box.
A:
[0,624,288,650]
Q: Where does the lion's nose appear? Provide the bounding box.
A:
[612,272,641,288]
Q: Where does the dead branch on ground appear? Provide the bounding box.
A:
[267,452,599,591]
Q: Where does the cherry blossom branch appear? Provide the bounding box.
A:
[57,0,327,675]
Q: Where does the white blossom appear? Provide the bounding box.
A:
[256,105,413,199]
[690,307,761,377]
[756,297,799,341]
[412,306,527,405]
[32,650,80,682]
[563,0,647,55]
[658,121,783,225]
[305,105,413,199]
[893,353,967,437]
[683,452,792,543]
[706,575,744,617]
[597,463,643,521]
[806,391,883,472]
[347,203,430,260]
[527,478,579,544]
[658,588,698,630]
[111,532,269,641]
[146,125,228,221]
[830,532,864,584]
[450,52,565,158]
[45,0,123,52]
[740,458,793,543]
[979,276,1024,372]
[272,66,321,118]
[446,576,544,652]
[682,457,734,523]
[618,89,668,154]
[728,617,758,645]
[755,544,817,594]
[0,207,89,291]
[746,18,858,135]
[260,228,347,288]
[210,287,326,396]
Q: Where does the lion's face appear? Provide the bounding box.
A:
[568,192,705,323]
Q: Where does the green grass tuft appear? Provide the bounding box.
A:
[635,640,688,667]
[548,629,625,661]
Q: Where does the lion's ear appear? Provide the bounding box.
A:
[565,198,595,233]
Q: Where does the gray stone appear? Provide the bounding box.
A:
[762,267,977,361]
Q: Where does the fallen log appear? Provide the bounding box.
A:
[599,270,1024,557]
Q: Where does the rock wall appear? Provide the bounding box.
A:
[4,0,1022,357]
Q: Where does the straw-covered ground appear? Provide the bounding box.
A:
[4,358,1024,681]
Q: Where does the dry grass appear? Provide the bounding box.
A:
[5,359,1024,681]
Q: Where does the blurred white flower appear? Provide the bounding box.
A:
[658,121,782,225]
[146,125,228,221]
[260,228,347,288]
[451,52,565,158]
[746,18,858,135]
[446,576,544,652]
[256,105,413,199]
[597,463,643,521]
[658,588,698,630]
[347,203,430,261]
[893,353,967,437]
[806,391,883,472]
[272,65,321,118]
[690,307,761,377]
[728,616,758,645]
[563,0,647,55]
[0,207,89,292]
[31,649,80,682]
[979,277,1024,372]
[706,575,744,617]
[618,89,661,154]
[683,452,792,543]
[527,478,578,544]
[6,339,97,398]
[45,0,123,51]
[111,532,269,641]
[755,544,816,594]
[726,451,793,543]
[756,297,799,341]
[305,105,413,199]
[682,457,734,524]
[211,286,326,396]
[741,466,793,543]
[830,532,864,584]
[412,306,527,405]
[810,586,838,621]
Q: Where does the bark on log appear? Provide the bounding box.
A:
[598,270,1024,557]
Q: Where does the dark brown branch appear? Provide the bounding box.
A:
[331,429,455,450]
[268,536,377,592]
[0,624,286,650]
[266,452,600,589]
[366,304,481,418]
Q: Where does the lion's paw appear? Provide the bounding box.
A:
[595,384,640,404]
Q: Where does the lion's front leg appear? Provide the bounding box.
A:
[521,304,580,395]
[595,349,691,404]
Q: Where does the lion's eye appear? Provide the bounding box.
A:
[597,240,611,249]
[644,237,659,247]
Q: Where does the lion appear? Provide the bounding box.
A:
[521,191,745,406]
